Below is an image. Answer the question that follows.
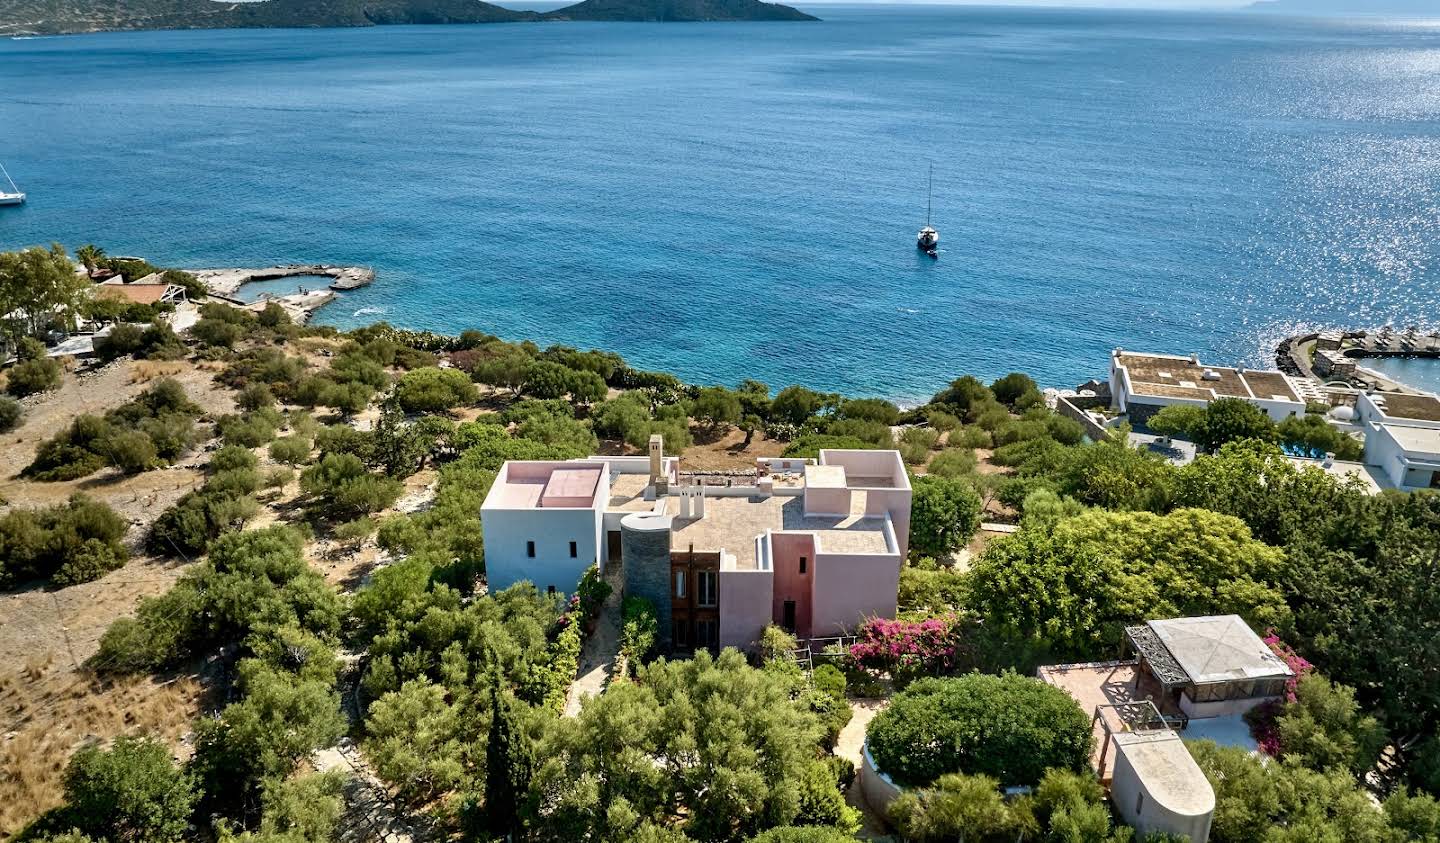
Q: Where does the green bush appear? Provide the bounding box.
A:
[300,452,402,519]
[620,595,658,667]
[0,495,129,590]
[0,395,19,431]
[93,323,144,361]
[60,735,197,843]
[394,366,478,413]
[6,356,62,396]
[909,474,983,557]
[23,380,202,480]
[866,673,1093,787]
[218,408,282,448]
[269,435,313,466]
[192,317,244,348]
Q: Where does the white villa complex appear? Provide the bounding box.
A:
[480,436,913,652]
[1356,391,1440,491]
[1109,349,1309,425]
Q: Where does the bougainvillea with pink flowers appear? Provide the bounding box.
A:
[1247,629,1316,755]
[848,615,967,685]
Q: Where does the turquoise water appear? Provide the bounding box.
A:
[1362,357,1440,395]
[3,8,1439,401]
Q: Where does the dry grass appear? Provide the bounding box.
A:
[0,668,207,837]
[129,360,187,383]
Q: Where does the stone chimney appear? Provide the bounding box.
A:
[649,434,668,495]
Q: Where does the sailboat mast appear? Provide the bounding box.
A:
[926,164,933,227]
[0,163,16,193]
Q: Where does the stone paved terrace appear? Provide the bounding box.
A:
[666,494,891,570]
[606,473,657,512]
[1038,661,1164,779]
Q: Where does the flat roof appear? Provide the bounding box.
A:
[606,473,656,512]
[666,494,891,571]
[543,467,601,503]
[1113,731,1215,816]
[1115,351,1301,404]
[805,464,848,489]
[1381,424,1440,458]
[1148,616,1292,685]
[1374,392,1440,423]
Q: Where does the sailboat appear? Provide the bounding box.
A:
[0,163,24,206]
[916,164,938,257]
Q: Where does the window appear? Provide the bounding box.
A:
[696,619,718,650]
[697,571,717,607]
[547,585,556,596]
[799,556,807,574]
[569,541,578,558]
[782,600,796,632]
[526,540,536,558]
[673,619,689,648]
[674,570,686,599]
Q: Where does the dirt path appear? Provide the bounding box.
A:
[564,568,624,718]
[835,698,893,841]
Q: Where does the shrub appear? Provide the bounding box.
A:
[866,673,1093,787]
[620,595,658,667]
[93,322,144,361]
[236,382,277,412]
[192,317,244,348]
[926,447,976,478]
[0,395,21,431]
[394,366,478,413]
[61,735,197,843]
[100,429,159,474]
[909,474,983,557]
[516,414,598,453]
[0,495,129,590]
[951,426,993,449]
[300,452,402,519]
[6,355,62,396]
[218,408,282,448]
[781,434,877,459]
[269,435,313,466]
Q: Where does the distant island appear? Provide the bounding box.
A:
[1249,0,1438,13]
[0,0,815,36]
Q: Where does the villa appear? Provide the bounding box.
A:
[1038,615,1294,843]
[480,436,912,652]
[1108,348,1309,426]
[1356,391,1440,491]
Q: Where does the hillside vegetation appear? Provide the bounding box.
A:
[0,0,814,35]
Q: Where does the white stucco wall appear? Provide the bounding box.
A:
[1110,733,1214,843]
[481,506,602,595]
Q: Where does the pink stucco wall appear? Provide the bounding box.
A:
[862,490,912,558]
[770,533,816,639]
[809,549,900,638]
[804,485,853,516]
[719,569,774,650]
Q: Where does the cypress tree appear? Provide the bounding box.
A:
[486,679,535,837]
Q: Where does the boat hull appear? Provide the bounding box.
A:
[0,193,24,206]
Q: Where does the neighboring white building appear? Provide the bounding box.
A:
[480,436,912,652]
[1109,349,1307,426]
[1356,391,1440,492]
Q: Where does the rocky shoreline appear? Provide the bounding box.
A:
[1277,327,1440,395]
[191,264,373,323]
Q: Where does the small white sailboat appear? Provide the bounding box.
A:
[916,164,938,257]
[0,162,24,206]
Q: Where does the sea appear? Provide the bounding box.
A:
[2,6,1439,402]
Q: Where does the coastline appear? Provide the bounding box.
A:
[193,264,373,324]
[1276,328,1440,396]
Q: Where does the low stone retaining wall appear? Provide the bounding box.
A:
[860,742,904,820]
[1057,396,1113,442]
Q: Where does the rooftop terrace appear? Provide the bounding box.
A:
[1116,351,1301,404]
[1373,392,1440,423]
[666,494,891,571]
